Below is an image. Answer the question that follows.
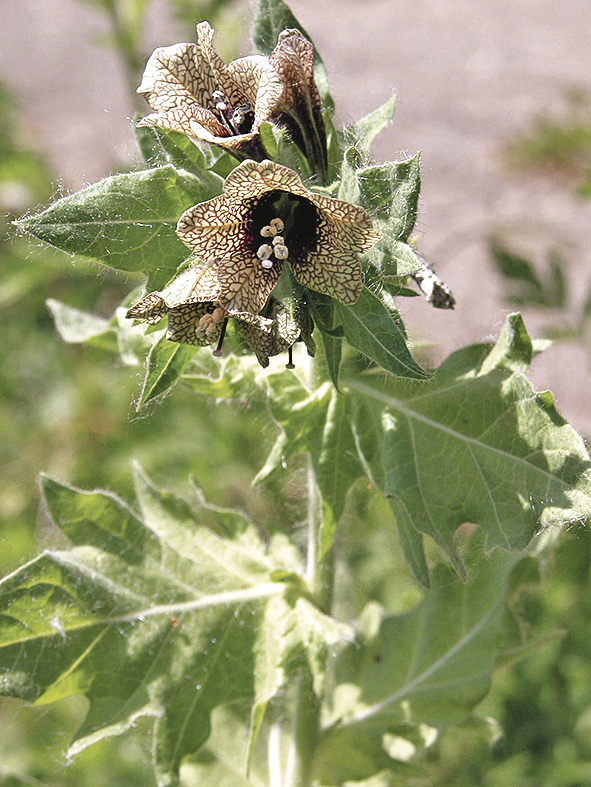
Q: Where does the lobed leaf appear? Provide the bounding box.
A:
[314,539,538,784]
[0,469,347,787]
[347,313,591,575]
[335,286,427,380]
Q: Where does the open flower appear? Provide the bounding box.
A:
[137,21,283,160]
[176,159,382,314]
[126,260,314,368]
[137,24,327,176]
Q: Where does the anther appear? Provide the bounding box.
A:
[272,235,284,246]
[260,225,274,237]
[261,258,274,269]
[270,218,284,233]
[274,245,289,260]
[257,244,273,260]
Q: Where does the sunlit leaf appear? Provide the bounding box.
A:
[0,469,347,787]
[17,166,223,290]
[314,539,537,784]
[347,313,591,574]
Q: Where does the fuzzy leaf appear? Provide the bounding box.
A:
[347,313,591,575]
[137,334,197,408]
[314,541,535,784]
[0,469,345,787]
[255,377,363,557]
[17,166,223,290]
[335,286,427,379]
[343,94,397,161]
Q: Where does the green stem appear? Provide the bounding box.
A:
[286,669,322,787]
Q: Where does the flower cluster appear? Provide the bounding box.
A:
[129,24,381,368]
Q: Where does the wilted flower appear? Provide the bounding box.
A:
[176,159,382,315]
[126,260,314,368]
[137,23,327,177]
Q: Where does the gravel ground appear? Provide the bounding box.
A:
[2,0,590,433]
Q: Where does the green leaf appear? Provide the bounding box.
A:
[255,376,363,557]
[335,286,427,379]
[135,124,208,173]
[347,313,591,574]
[343,94,397,161]
[339,149,422,276]
[17,166,223,290]
[0,470,346,787]
[252,0,334,109]
[259,121,312,178]
[137,334,197,408]
[46,298,117,351]
[314,541,534,784]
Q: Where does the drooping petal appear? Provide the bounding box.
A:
[291,243,363,305]
[137,105,230,139]
[126,291,169,324]
[222,158,311,203]
[217,250,282,313]
[310,193,383,252]
[167,302,222,346]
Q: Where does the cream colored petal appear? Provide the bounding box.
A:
[237,318,291,368]
[194,21,247,107]
[138,106,230,139]
[159,260,221,306]
[222,159,311,203]
[217,252,282,314]
[167,302,220,346]
[138,43,212,111]
[177,196,246,258]
[126,292,168,324]
[291,213,363,305]
[310,192,383,252]
[227,56,284,127]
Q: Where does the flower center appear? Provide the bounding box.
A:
[211,90,255,136]
[247,190,319,270]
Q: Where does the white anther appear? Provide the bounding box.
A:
[257,244,273,260]
[260,258,274,269]
[274,245,289,260]
[260,225,274,237]
[270,217,284,233]
[272,235,284,246]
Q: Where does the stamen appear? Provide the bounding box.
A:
[260,225,274,237]
[274,245,289,260]
[261,258,274,269]
[229,102,253,135]
[212,89,227,111]
[285,346,295,369]
[272,235,284,246]
[257,244,273,260]
[270,218,284,233]
[212,318,228,357]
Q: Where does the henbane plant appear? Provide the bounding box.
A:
[3,1,591,785]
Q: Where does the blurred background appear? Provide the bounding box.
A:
[1,0,591,784]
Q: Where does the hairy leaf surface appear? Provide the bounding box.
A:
[0,469,345,786]
[18,167,223,290]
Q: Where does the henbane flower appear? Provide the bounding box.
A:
[176,159,382,314]
[137,23,327,176]
[126,260,314,368]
